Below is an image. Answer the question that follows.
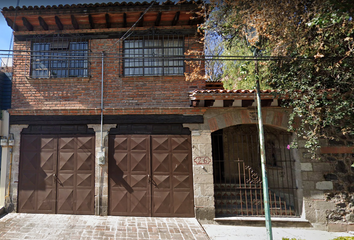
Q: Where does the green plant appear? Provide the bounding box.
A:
[201,0,354,159]
[332,237,354,240]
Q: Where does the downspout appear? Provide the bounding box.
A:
[100,51,104,152]
[5,146,13,199]
[97,51,105,215]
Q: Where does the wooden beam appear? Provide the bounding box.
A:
[188,12,202,25]
[138,12,144,27]
[123,13,127,28]
[22,17,33,31]
[105,13,111,28]
[38,17,48,31]
[11,114,204,125]
[71,15,79,29]
[188,13,196,25]
[171,11,180,26]
[155,12,162,26]
[88,14,94,29]
[13,25,198,40]
[5,18,18,31]
[55,16,63,30]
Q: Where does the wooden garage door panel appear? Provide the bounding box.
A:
[57,136,95,215]
[18,190,36,213]
[152,191,171,214]
[109,190,128,214]
[36,189,55,211]
[57,188,74,214]
[109,134,193,217]
[76,189,94,213]
[151,135,194,217]
[173,191,194,215]
[18,135,95,215]
[18,136,57,214]
[108,135,150,216]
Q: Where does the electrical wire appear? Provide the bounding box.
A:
[0,49,349,61]
[4,0,20,69]
[119,1,156,41]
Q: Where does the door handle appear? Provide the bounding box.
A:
[53,173,64,186]
[150,176,158,188]
[148,174,157,187]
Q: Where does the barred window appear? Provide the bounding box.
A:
[31,41,88,78]
[124,37,184,76]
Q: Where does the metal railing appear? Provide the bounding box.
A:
[212,125,298,217]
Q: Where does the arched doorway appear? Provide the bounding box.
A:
[212,124,299,217]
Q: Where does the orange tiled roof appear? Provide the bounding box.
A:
[2,0,203,11]
[189,89,279,100]
[2,0,204,34]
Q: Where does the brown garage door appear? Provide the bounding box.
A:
[108,135,194,217]
[18,135,95,215]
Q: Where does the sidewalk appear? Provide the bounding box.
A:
[202,224,354,240]
[0,212,352,240]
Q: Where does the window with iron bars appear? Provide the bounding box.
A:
[31,40,89,78]
[124,36,184,76]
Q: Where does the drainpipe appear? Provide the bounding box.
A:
[98,51,105,165]
[100,51,104,152]
[4,133,14,204]
[96,51,105,216]
[5,146,13,200]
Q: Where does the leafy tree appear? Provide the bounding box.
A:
[201,0,354,156]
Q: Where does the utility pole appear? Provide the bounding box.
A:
[255,58,273,240]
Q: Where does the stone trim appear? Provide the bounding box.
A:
[6,124,29,212]
[88,124,116,216]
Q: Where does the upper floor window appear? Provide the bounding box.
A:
[31,41,88,78]
[124,37,184,76]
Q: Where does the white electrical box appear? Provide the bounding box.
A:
[0,137,7,146]
[98,151,105,165]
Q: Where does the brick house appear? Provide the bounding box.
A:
[1,1,353,231]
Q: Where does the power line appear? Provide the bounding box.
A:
[4,0,20,69]
[119,1,156,41]
[0,49,350,62]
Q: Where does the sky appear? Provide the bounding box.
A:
[0,0,167,65]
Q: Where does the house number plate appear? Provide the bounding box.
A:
[194,157,211,165]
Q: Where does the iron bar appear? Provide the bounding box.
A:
[212,125,298,218]
[1,48,352,61]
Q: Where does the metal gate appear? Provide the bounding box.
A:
[18,135,95,214]
[212,124,298,217]
[108,134,194,217]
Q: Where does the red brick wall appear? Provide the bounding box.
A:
[11,36,205,113]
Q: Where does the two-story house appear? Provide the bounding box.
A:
[2,0,352,231]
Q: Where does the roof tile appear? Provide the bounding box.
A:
[2,1,200,11]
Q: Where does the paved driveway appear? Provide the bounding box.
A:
[0,213,209,240]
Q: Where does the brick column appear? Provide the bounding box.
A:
[191,129,215,222]
[6,125,28,212]
[88,124,116,216]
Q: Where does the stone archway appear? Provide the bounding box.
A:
[184,108,298,221]
[206,108,290,132]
